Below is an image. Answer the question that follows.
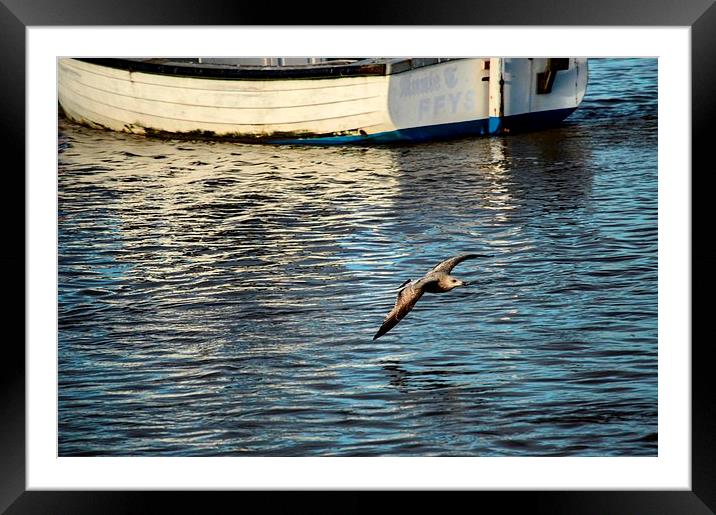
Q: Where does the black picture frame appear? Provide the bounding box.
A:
[5,0,712,513]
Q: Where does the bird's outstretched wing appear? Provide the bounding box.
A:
[430,253,481,274]
[373,283,425,340]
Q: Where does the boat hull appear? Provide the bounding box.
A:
[58,57,587,144]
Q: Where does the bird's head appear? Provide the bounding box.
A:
[441,275,469,291]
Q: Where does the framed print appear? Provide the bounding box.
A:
[6,0,713,512]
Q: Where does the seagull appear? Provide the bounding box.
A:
[372,253,490,340]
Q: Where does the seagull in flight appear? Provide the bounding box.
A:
[372,253,489,340]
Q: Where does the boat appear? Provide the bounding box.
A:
[58,57,588,145]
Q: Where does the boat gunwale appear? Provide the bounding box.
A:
[74,57,462,81]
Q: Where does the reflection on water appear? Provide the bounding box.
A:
[58,59,657,456]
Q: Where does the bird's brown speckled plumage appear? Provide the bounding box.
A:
[430,253,481,274]
[372,253,485,340]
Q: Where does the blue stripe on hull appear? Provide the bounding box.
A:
[273,107,577,145]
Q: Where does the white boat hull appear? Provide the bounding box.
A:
[58,57,587,144]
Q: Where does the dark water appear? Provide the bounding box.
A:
[58,58,657,456]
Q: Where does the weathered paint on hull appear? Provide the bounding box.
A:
[58,57,587,145]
